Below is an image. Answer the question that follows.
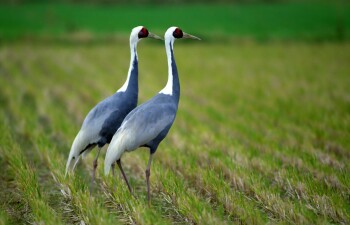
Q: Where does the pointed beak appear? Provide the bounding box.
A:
[148,32,163,40]
[183,32,201,40]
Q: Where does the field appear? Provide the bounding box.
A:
[0,2,350,224]
[0,39,349,224]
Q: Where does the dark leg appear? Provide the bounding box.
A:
[146,153,154,207]
[117,159,133,194]
[90,147,102,196]
[111,162,116,177]
[111,162,116,191]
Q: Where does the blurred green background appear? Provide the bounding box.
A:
[0,0,349,41]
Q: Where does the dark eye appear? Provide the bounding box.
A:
[138,27,149,38]
[173,28,183,38]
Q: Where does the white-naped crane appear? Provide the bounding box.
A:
[104,27,200,206]
[65,26,162,195]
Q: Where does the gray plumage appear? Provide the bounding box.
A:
[103,27,200,206]
[65,26,161,174]
[109,93,178,156]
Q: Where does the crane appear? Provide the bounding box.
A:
[65,26,162,194]
[104,27,200,205]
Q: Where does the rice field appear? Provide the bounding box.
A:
[0,39,349,224]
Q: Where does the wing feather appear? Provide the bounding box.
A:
[104,97,177,175]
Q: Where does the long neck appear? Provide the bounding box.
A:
[159,40,180,103]
[117,41,138,93]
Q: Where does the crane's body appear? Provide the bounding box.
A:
[105,89,178,168]
[65,26,161,194]
[104,27,200,205]
[70,79,138,161]
[104,42,180,170]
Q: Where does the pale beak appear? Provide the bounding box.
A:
[148,32,163,40]
[183,32,201,40]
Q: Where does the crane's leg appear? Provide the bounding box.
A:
[117,159,133,194]
[90,147,102,196]
[110,162,117,190]
[146,153,154,207]
[111,162,116,177]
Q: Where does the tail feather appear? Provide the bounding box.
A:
[65,141,79,176]
[65,130,90,175]
[104,131,127,175]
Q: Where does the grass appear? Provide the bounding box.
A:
[0,39,349,224]
[0,2,350,41]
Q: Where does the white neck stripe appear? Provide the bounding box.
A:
[159,41,174,95]
[117,43,138,93]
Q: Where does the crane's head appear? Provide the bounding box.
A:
[130,26,162,44]
[165,27,201,42]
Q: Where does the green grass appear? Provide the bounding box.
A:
[0,2,350,40]
[0,39,349,224]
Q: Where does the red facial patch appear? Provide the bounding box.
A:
[173,28,183,39]
[138,27,149,38]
